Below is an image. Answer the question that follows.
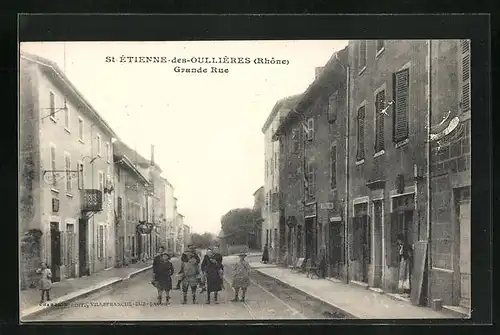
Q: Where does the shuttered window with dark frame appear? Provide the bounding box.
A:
[328,91,339,123]
[331,145,337,189]
[375,90,386,152]
[460,40,471,112]
[306,162,315,199]
[356,106,365,161]
[117,196,123,219]
[393,68,410,143]
[359,40,367,70]
[291,129,299,153]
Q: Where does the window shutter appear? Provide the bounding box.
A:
[393,68,410,142]
[375,90,386,152]
[328,91,339,123]
[357,107,365,160]
[307,118,314,141]
[389,212,401,267]
[349,217,358,261]
[331,146,337,189]
[461,40,471,112]
[362,215,371,259]
[359,40,367,69]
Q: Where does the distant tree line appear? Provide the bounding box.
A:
[220,208,262,250]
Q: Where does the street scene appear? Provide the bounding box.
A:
[19,40,471,322]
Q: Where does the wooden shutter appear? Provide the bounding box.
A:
[307,118,315,140]
[361,215,371,263]
[461,40,471,112]
[389,212,401,267]
[393,68,410,142]
[349,217,358,261]
[357,106,365,160]
[359,40,367,69]
[375,90,385,152]
[328,91,339,123]
[331,146,337,189]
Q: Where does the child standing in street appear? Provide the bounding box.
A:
[36,262,52,303]
[181,254,201,304]
[231,252,251,302]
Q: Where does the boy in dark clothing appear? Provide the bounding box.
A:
[151,246,165,286]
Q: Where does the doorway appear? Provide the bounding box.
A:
[66,223,76,278]
[328,221,343,278]
[372,200,384,287]
[459,199,471,309]
[78,218,88,276]
[50,222,61,282]
[305,218,316,260]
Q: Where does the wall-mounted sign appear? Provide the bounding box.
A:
[320,202,334,210]
[82,189,103,212]
[429,116,460,142]
[304,202,317,218]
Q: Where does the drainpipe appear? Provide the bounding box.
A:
[426,40,433,304]
[344,64,351,284]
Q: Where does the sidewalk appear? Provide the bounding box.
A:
[20,261,154,320]
[249,262,461,319]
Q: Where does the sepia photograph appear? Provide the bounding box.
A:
[19,39,472,322]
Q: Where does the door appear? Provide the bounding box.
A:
[372,201,383,287]
[305,219,313,260]
[78,219,88,276]
[66,224,76,278]
[459,200,471,309]
[328,222,343,278]
[50,222,61,282]
[361,215,371,283]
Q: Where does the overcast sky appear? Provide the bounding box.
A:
[20,40,348,234]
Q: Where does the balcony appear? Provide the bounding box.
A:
[81,189,103,213]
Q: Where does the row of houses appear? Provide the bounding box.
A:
[261,40,471,314]
[19,51,190,289]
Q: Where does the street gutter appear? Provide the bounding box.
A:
[20,263,156,321]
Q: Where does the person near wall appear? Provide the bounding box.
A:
[396,233,413,295]
[153,252,174,305]
[262,244,269,264]
[36,262,52,303]
[201,248,224,304]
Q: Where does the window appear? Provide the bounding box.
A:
[64,105,70,130]
[131,236,135,256]
[356,106,365,161]
[376,40,385,54]
[291,130,299,152]
[78,117,84,141]
[106,142,111,163]
[50,144,57,188]
[99,171,104,194]
[117,197,123,218]
[328,91,339,123]
[65,152,72,192]
[126,202,131,221]
[265,160,268,176]
[117,168,120,182]
[49,91,56,120]
[331,145,337,189]
[359,40,367,70]
[306,162,315,198]
[98,225,104,260]
[393,68,410,143]
[77,161,84,189]
[142,207,146,221]
[270,157,274,174]
[307,118,315,141]
[460,40,471,112]
[97,134,102,156]
[375,90,386,152]
[274,152,278,170]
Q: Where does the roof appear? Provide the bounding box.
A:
[113,153,150,185]
[253,186,264,196]
[272,46,348,141]
[160,176,174,188]
[177,213,185,218]
[261,94,302,133]
[21,51,119,139]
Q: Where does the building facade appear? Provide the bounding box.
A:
[162,178,176,253]
[182,223,191,248]
[113,147,150,266]
[176,212,185,253]
[347,39,470,311]
[273,48,348,278]
[262,95,301,263]
[253,186,265,250]
[20,52,117,288]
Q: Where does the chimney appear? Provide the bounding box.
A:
[150,144,155,166]
[315,66,324,79]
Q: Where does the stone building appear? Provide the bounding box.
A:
[20,52,118,288]
[262,95,301,264]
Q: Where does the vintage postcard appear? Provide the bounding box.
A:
[19,40,471,322]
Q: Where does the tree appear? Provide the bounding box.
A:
[220,208,261,249]
[190,232,215,249]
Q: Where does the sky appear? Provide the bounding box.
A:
[20,40,348,234]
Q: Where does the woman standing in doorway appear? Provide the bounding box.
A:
[396,233,412,295]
